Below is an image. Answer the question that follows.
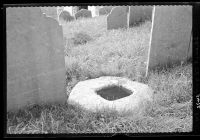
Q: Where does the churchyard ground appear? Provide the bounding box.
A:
[7,15,192,133]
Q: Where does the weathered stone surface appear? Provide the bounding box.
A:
[40,7,58,20]
[68,76,153,115]
[7,7,66,111]
[129,6,153,27]
[99,6,113,15]
[75,9,92,20]
[59,10,74,25]
[146,6,192,75]
[107,6,129,30]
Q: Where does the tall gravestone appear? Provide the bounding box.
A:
[129,6,153,27]
[146,6,192,76]
[75,9,92,20]
[6,7,66,111]
[107,6,129,30]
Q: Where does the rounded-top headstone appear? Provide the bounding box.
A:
[59,10,74,24]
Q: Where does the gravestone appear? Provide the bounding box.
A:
[74,9,92,20]
[146,6,192,76]
[7,7,66,111]
[99,6,113,15]
[59,10,74,25]
[129,6,153,27]
[107,6,129,30]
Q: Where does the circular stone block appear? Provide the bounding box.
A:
[67,76,153,115]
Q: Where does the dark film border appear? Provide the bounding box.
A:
[2,2,200,137]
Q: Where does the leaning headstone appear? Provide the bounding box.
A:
[74,9,92,20]
[59,10,74,25]
[107,6,129,30]
[146,6,192,76]
[99,6,113,15]
[40,7,58,20]
[129,6,153,27]
[6,7,66,111]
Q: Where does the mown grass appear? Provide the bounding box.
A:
[7,15,192,134]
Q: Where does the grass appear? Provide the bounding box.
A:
[64,15,151,87]
[7,15,192,134]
